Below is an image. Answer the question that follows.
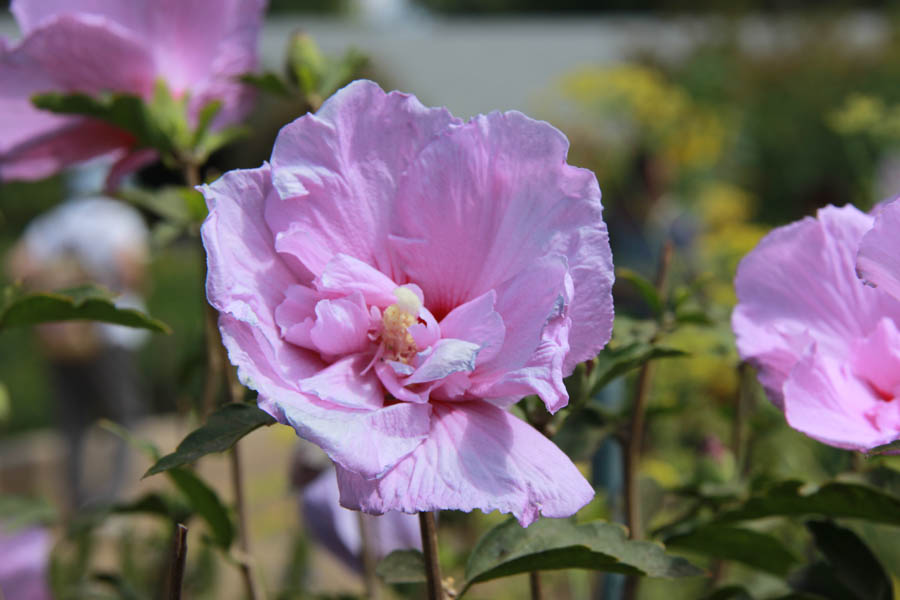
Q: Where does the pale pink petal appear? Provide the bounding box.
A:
[336,401,594,527]
[733,205,900,401]
[783,348,900,451]
[858,198,900,302]
[201,165,301,335]
[390,110,613,370]
[220,316,429,479]
[314,253,399,308]
[12,0,264,122]
[851,317,900,400]
[471,315,572,413]
[1,118,134,181]
[374,362,428,404]
[309,293,372,357]
[438,290,505,365]
[268,80,462,277]
[105,147,157,191]
[275,284,320,349]
[299,355,384,411]
[404,338,480,385]
[7,14,155,95]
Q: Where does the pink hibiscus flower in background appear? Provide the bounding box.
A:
[858,198,900,301]
[201,80,614,526]
[0,0,265,183]
[0,525,52,600]
[733,205,900,451]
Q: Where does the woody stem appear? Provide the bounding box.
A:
[419,511,444,600]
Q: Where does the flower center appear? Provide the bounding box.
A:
[381,287,422,364]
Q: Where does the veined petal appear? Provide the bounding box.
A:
[336,401,594,527]
[784,348,900,451]
[268,80,462,277]
[299,355,384,411]
[438,290,505,366]
[309,292,372,357]
[858,198,900,302]
[404,338,480,385]
[391,110,613,369]
[220,315,429,479]
[314,253,399,308]
[733,205,900,401]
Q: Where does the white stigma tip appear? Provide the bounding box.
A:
[393,286,422,316]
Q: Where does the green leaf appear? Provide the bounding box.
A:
[317,48,368,98]
[617,267,663,316]
[674,308,716,326]
[288,32,326,95]
[804,520,893,600]
[145,403,276,477]
[591,342,687,391]
[149,78,191,150]
[240,72,294,98]
[460,518,702,596]
[665,525,798,576]
[0,284,171,333]
[788,562,858,600]
[110,492,190,522]
[866,438,900,456]
[195,125,250,161]
[32,91,174,155]
[168,467,234,549]
[192,100,223,147]
[714,481,900,526]
[702,586,754,600]
[376,549,427,584]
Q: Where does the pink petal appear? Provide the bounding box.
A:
[850,317,900,400]
[336,401,594,526]
[220,315,430,479]
[299,355,384,411]
[0,118,134,181]
[858,198,900,302]
[404,338,480,385]
[471,315,572,413]
[309,293,372,357]
[7,14,155,95]
[468,255,572,412]
[439,290,505,365]
[268,80,462,277]
[274,284,320,349]
[733,205,900,401]
[390,110,613,370]
[314,253,399,308]
[783,348,899,451]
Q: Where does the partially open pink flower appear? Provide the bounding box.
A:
[858,198,900,302]
[201,80,613,525]
[0,0,265,182]
[733,205,900,451]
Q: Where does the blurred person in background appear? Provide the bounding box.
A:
[6,159,150,509]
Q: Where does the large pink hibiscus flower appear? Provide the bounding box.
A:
[733,205,900,451]
[0,0,265,182]
[201,80,614,525]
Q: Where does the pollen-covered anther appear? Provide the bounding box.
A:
[380,287,422,363]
